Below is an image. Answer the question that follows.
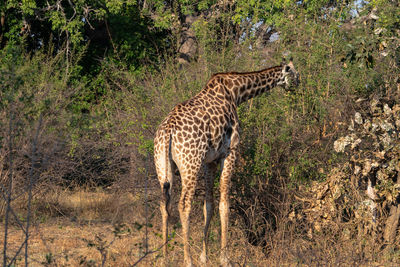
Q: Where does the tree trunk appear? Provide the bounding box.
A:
[383,205,400,243]
[383,173,400,243]
[177,15,198,65]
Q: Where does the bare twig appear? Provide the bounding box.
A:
[0,184,27,234]
[3,95,14,267]
[7,240,27,267]
[105,19,117,54]
[130,240,169,267]
[144,154,149,255]
[24,114,43,266]
[131,153,162,267]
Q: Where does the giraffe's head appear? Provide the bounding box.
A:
[279,61,300,91]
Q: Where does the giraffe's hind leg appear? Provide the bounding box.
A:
[160,181,170,266]
[155,139,175,265]
[178,167,201,267]
[200,162,217,266]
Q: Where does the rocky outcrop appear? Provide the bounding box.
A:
[294,97,400,243]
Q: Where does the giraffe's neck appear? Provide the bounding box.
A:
[227,66,284,106]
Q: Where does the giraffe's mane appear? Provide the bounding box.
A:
[210,65,283,78]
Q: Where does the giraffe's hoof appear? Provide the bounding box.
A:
[184,257,194,267]
[200,251,208,266]
[220,254,233,267]
[221,261,233,267]
[162,258,169,267]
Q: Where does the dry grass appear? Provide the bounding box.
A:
[1,188,163,266]
[2,188,400,266]
[2,222,139,266]
[0,188,275,266]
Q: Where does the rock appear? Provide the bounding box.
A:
[370,98,381,114]
[351,138,362,149]
[297,97,400,240]
[383,104,392,116]
[348,119,355,131]
[362,160,372,176]
[371,122,379,133]
[363,119,371,131]
[334,136,352,152]
[396,120,400,128]
[354,165,361,175]
[380,132,392,147]
[355,112,363,124]
[379,120,393,132]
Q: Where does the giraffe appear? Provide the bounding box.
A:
[154,60,299,267]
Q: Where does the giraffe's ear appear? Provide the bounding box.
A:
[282,51,292,64]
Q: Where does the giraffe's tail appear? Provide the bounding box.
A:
[162,132,173,217]
[163,181,171,217]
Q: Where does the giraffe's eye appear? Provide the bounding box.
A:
[285,66,290,72]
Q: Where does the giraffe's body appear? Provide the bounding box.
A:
[154,61,299,266]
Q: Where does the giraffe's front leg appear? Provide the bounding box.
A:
[200,162,217,266]
[219,149,237,267]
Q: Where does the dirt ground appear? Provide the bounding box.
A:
[2,221,147,266]
[0,189,270,267]
[1,217,270,267]
[3,188,398,266]
[0,189,164,266]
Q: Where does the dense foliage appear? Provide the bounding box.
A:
[1,0,400,263]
